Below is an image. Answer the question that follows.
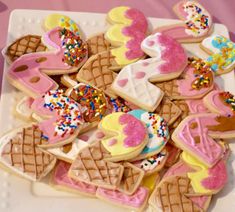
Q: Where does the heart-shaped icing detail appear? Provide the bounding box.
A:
[117,79,128,87]
[135,71,146,79]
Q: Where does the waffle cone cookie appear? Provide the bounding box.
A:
[3,35,47,64]
[87,33,112,57]
[155,98,182,126]
[68,141,124,189]
[117,162,144,195]
[0,126,56,181]
[51,161,97,197]
[154,1,213,43]
[149,175,203,212]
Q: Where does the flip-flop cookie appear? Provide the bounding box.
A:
[154,1,213,43]
[7,27,88,98]
[112,33,187,111]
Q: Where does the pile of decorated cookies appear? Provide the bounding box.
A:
[1,1,235,211]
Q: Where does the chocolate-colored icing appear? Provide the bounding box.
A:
[207,116,235,132]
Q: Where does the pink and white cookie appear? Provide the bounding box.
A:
[203,90,235,116]
[172,113,235,167]
[7,27,88,98]
[96,186,149,211]
[51,161,97,197]
[154,1,213,43]
[112,33,187,112]
[30,90,84,148]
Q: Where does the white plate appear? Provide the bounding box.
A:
[0,9,235,212]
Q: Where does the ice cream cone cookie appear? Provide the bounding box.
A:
[46,139,88,163]
[149,175,203,212]
[201,35,235,75]
[51,161,97,197]
[0,125,57,181]
[203,90,235,116]
[128,110,169,160]
[154,1,213,43]
[2,34,47,64]
[133,149,168,176]
[69,141,124,189]
[172,113,235,167]
[61,73,78,88]
[181,151,228,195]
[7,27,88,98]
[44,14,82,36]
[77,6,148,97]
[112,33,187,112]
[98,112,148,162]
[155,57,214,100]
[96,186,149,211]
[30,90,84,148]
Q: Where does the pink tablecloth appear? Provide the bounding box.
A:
[0,0,235,92]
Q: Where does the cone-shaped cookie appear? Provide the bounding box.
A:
[4,35,47,64]
[0,126,56,181]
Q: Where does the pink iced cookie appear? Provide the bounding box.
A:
[96,186,149,210]
[186,99,209,113]
[154,1,213,43]
[112,33,187,112]
[30,90,84,147]
[172,113,235,167]
[52,161,97,196]
[203,90,235,116]
[7,27,88,98]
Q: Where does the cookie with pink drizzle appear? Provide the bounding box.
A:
[7,27,88,98]
[112,32,187,112]
[154,1,213,43]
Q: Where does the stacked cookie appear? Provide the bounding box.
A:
[1,1,235,212]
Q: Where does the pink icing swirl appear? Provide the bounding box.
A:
[157,34,187,73]
[119,113,146,147]
[53,161,97,194]
[201,160,227,190]
[96,186,149,208]
[123,8,148,60]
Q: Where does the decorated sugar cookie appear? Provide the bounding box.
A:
[155,57,214,100]
[128,110,169,159]
[7,27,88,98]
[181,151,228,195]
[51,161,97,197]
[172,113,235,167]
[0,126,57,181]
[30,90,84,147]
[44,14,81,36]
[112,33,187,111]
[96,186,149,211]
[133,149,168,176]
[77,6,148,97]
[154,1,213,43]
[203,90,235,116]
[201,35,235,75]
[98,112,148,162]
[14,96,34,121]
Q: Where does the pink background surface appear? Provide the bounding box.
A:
[0,0,235,91]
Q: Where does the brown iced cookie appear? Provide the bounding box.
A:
[69,141,124,189]
[0,125,56,181]
[87,33,112,57]
[149,175,202,212]
[77,51,118,97]
[155,98,182,126]
[5,35,47,63]
[117,162,144,195]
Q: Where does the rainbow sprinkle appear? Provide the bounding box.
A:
[108,97,131,113]
[60,28,87,67]
[43,90,83,137]
[219,91,235,112]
